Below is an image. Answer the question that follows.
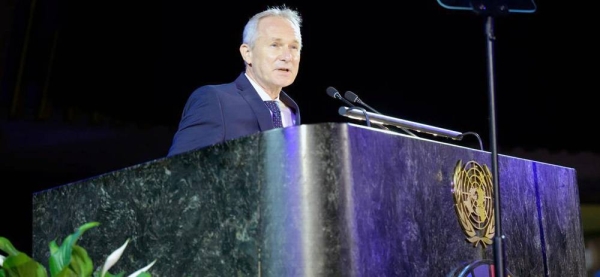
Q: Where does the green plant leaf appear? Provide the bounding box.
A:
[53,267,77,277]
[2,221,155,277]
[48,241,59,258]
[0,238,19,256]
[103,271,124,277]
[69,245,93,276]
[48,222,100,277]
[2,252,47,277]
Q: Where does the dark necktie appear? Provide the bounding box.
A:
[264,100,283,128]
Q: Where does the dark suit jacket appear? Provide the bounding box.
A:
[167,73,301,156]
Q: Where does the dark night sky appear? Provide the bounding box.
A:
[1,0,598,253]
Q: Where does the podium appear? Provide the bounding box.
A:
[31,123,586,276]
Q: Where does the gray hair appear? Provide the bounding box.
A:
[242,5,303,49]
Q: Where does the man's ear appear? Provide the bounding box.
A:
[240,44,252,65]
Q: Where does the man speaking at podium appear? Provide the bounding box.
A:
[167,5,303,157]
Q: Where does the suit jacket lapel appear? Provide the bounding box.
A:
[235,73,274,131]
[280,91,301,126]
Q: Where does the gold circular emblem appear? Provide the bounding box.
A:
[452,160,495,247]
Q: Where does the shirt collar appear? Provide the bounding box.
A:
[245,73,279,101]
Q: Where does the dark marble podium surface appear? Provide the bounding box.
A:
[32,123,585,276]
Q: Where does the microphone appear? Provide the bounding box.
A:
[326,86,355,107]
[343,90,417,137]
[344,91,382,114]
[326,86,374,127]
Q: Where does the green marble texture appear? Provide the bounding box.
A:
[32,123,586,276]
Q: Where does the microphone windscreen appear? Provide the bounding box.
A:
[344,91,359,103]
[326,86,340,99]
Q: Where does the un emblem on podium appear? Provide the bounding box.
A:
[451,160,495,248]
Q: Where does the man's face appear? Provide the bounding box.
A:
[241,16,301,96]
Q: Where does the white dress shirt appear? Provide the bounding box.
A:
[245,73,294,127]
